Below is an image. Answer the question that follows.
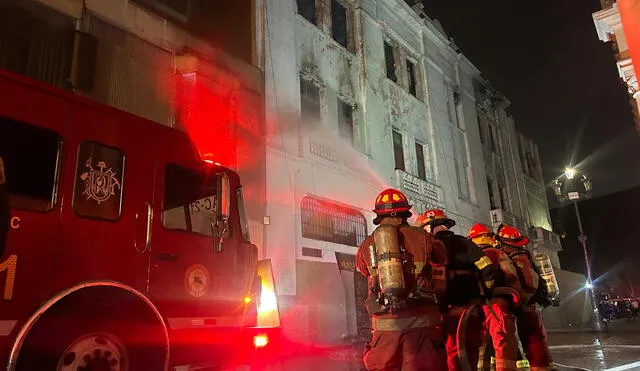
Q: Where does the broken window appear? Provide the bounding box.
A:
[338,99,354,144]
[331,0,348,48]
[297,0,316,24]
[393,130,405,171]
[300,78,321,124]
[415,142,426,180]
[384,41,397,82]
[301,196,367,247]
[407,59,418,97]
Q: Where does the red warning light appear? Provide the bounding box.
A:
[253,334,269,348]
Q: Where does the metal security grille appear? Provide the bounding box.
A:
[83,13,174,126]
[301,196,367,247]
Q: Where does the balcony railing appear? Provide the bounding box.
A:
[490,209,527,233]
[395,169,443,214]
[529,226,562,246]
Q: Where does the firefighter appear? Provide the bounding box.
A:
[468,223,522,371]
[0,156,8,256]
[496,225,555,371]
[415,210,498,371]
[355,188,448,371]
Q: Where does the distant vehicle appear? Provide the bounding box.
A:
[599,297,639,323]
[0,68,281,370]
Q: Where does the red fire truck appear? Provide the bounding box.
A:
[0,68,280,370]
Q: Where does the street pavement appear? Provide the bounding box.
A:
[278,320,640,371]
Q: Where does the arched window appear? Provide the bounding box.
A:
[301,196,367,247]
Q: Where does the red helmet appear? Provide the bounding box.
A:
[373,188,412,224]
[415,209,456,229]
[468,223,493,239]
[496,225,529,247]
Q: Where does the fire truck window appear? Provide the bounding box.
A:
[73,141,124,220]
[0,117,61,212]
[163,163,220,237]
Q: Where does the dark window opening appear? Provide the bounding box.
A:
[338,99,354,144]
[300,78,321,124]
[73,141,124,220]
[301,196,367,247]
[384,41,397,82]
[489,125,498,152]
[158,0,188,16]
[407,59,417,97]
[0,117,61,212]
[302,247,323,258]
[415,142,426,180]
[163,163,223,236]
[331,0,348,48]
[297,0,316,24]
[477,116,485,145]
[487,179,497,209]
[393,130,405,171]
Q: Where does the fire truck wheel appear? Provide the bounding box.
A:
[14,291,167,371]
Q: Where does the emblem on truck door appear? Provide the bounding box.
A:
[80,157,121,204]
[185,264,210,298]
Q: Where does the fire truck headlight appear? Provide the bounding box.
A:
[253,334,269,348]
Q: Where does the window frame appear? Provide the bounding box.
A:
[330,0,349,49]
[1,117,63,213]
[384,40,398,83]
[415,141,426,180]
[72,140,125,222]
[296,0,318,25]
[161,163,229,237]
[301,195,367,247]
[337,97,355,144]
[393,130,405,171]
[237,186,251,242]
[300,77,322,125]
[406,58,419,98]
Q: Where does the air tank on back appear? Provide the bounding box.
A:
[534,253,560,303]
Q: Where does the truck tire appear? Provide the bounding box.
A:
[14,289,167,371]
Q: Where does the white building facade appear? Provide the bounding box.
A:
[264,0,491,344]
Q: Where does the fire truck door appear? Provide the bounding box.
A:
[56,104,155,292]
[148,159,240,319]
[0,76,69,322]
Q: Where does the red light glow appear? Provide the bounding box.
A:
[254,334,269,348]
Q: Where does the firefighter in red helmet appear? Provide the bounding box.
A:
[415,210,498,371]
[497,225,555,371]
[355,188,448,370]
[469,223,522,371]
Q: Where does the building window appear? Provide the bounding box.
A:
[73,141,124,221]
[393,130,405,171]
[301,196,367,247]
[0,117,62,212]
[487,179,497,209]
[338,99,354,144]
[384,41,397,83]
[453,130,470,201]
[300,78,321,124]
[132,0,189,21]
[331,0,348,48]
[477,116,485,145]
[489,124,498,152]
[415,142,426,180]
[407,59,418,97]
[163,164,225,237]
[297,0,316,24]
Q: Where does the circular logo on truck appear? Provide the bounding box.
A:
[184,264,210,298]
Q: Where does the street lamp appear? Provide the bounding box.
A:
[552,167,604,331]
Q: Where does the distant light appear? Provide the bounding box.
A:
[204,159,214,164]
[585,282,593,289]
[244,296,252,304]
[254,334,269,348]
[564,167,576,180]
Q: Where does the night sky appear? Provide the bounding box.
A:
[421,0,640,199]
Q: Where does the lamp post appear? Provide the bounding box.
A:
[552,167,604,331]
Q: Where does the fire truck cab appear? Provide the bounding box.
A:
[0,69,280,370]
